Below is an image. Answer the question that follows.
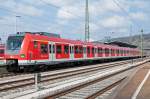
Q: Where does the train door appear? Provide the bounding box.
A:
[49,42,55,61]
[95,47,98,58]
[83,45,87,59]
[28,40,38,63]
[70,45,74,60]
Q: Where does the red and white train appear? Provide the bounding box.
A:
[5,32,140,72]
[0,44,5,66]
[0,44,5,59]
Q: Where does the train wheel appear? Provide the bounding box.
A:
[7,65,13,72]
[6,65,20,72]
[23,67,28,72]
[28,67,35,72]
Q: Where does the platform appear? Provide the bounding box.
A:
[112,62,150,99]
[0,59,6,67]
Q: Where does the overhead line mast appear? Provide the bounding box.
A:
[85,0,90,42]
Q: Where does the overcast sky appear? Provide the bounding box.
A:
[0,0,149,42]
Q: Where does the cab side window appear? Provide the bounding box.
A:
[34,41,38,48]
[41,44,48,54]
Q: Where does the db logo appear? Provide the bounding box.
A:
[10,56,14,58]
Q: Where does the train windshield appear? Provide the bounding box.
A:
[7,36,24,50]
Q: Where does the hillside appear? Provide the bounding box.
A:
[110,33,150,49]
[94,33,150,55]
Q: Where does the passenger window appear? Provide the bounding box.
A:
[70,46,72,53]
[105,48,109,54]
[121,50,123,54]
[117,50,119,54]
[119,50,121,54]
[34,41,38,48]
[41,44,48,54]
[111,49,113,54]
[96,48,98,53]
[72,46,74,53]
[64,45,69,54]
[49,44,51,53]
[112,49,115,54]
[95,48,97,53]
[98,48,102,54]
[79,46,83,54]
[53,45,55,53]
[56,45,61,54]
[87,47,90,54]
[92,48,94,54]
[75,46,78,54]
[84,47,86,53]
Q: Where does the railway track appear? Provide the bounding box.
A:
[0,71,30,81]
[47,74,127,99]
[0,73,15,78]
[0,61,129,91]
[85,78,125,99]
[0,58,147,98]
[0,66,23,78]
[12,59,149,99]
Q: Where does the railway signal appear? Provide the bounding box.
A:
[35,73,41,90]
[141,29,144,60]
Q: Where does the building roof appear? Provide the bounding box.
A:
[11,32,61,38]
[104,41,138,48]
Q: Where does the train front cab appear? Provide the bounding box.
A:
[5,33,49,72]
[5,34,25,72]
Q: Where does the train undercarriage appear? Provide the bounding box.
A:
[5,56,141,72]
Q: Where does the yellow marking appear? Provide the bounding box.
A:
[33,40,48,43]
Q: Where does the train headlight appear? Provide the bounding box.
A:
[20,54,25,58]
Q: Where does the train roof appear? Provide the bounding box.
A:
[8,32,139,51]
[26,33,138,50]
